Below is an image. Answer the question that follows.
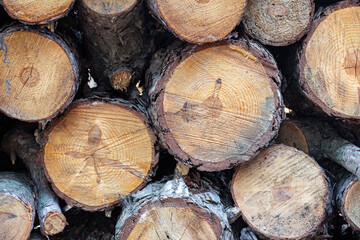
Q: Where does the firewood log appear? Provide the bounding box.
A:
[242,0,314,46]
[231,144,329,239]
[286,0,360,119]
[0,25,79,122]
[0,172,35,240]
[114,176,233,239]
[147,40,284,171]
[40,99,158,211]
[77,0,150,92]
[147,0,246,44]
[2,129,66,236]
[0,0,75,24]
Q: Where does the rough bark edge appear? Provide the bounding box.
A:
[297,0,360,119]
[1,129,66,236]
[147,0,245,44]
[229,144,331,240]
[335,172,360,232]
[39,98,159,211]
[242,0,315,46]
[0,24,80,122]
[0,172,36,240]
[0,0,75,25]
[147,39,285,171]
[115,178,233,240]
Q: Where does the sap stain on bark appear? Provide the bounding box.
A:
[5,78,10,94]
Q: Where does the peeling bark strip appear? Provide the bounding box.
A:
[289,1,360,119]
[0,25,79,122]
[78,0,150,92]
[242,0,314,46]
[2,129,66,236]
[231,145,329,240]
[41,99,158,211]
[147,0,246,44]
[0,172,35,240]
[115,178,233,240]
[147,40,284,171]
[0,0,75,24]
[276,119,360,179]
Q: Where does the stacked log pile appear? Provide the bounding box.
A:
[0,0,359,239]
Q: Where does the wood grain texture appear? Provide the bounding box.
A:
[0,26,79,122]
[243,0,314,46]
[41,99,158,211]
[0,172,35,240]
[0,0,75,24]
[147,40,284,171]
[147,0,246,44]
[296,1,360,119]
[115,178,233,239]
[231,145,329,239]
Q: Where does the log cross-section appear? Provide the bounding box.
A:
[41,99,158,211]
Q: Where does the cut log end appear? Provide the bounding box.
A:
[343,180,360,231]
[300,2,360,118]
[42,100,158,210]
[43,211,67,236]
[231,145,328,239]
[82,0,138,14]
[0,194,33,240]
[148,0,246,44]
[119,204,218,239]
[243,0,314,46]
[276,120,310,154]
[1,0,75,24]
[111,70,133,91]
[0,27,78,122]
[150,40,283,171]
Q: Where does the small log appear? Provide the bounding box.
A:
[0,0,75,24]
[114,177,233,239]
[335,172,360,232]
[41,99,158,211]
[242,0,314,46]
[0,172,35,240]
[0,25,79,122]
[287,0,360,119]
[147,0,246,44]
[78,0,150,92]
[231,144,329,239]
[2,129,66,236]
[147,40,284,171]
[276,119,360,179]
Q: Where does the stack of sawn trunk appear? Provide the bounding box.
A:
[0,0,359,239]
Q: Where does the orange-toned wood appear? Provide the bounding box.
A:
[42,99,158,211]
[1,0,74,24]
[147,0,246,44]
[148,40,284,171]
[0,26,79,122]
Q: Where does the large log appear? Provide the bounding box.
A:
[242,0,314,46]
[147,40,284,171]
[2,129,66,236]
[0,25,79,122]
[147,0,246,44]
[114,176,233,239]
[0,0,75,24]
[276,119,360,179]
[231,144,329,239]
[286,0,360,119]
[0,172,35,240]
[40,99,158,211]
[78,0,150,92]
